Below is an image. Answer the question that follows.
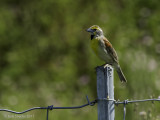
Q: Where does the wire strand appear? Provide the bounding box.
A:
[0,96,97,114]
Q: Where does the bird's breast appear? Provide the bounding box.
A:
[90,38,99,56]
[90,38,112,63]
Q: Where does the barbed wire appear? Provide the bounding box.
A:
[0,96,97,120]
[115,98,160,120]
[0,96,160,120]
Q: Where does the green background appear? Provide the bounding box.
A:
[0,0,160,119]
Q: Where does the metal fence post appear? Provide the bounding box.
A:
[96,66,115,120]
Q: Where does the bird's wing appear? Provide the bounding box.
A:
[103,37,118,63]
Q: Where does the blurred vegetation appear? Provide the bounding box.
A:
[0,0,160,119]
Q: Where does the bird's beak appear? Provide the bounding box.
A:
[86,28,93,33]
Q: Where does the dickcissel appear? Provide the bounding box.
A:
[86,25,127,82]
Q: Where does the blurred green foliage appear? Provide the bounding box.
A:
[0,0,160,119]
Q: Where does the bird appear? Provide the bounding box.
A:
[86,25,127,82]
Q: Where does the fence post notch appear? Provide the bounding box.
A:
[96,66,115,120]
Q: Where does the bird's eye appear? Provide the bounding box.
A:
[93,29,97,31]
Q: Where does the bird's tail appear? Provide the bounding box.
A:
[115,64,127,83]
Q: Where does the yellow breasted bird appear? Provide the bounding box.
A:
[86,25,127,82]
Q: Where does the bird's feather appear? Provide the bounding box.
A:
[103,37,118,63]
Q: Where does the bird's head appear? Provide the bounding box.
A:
[86,25,103,36]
